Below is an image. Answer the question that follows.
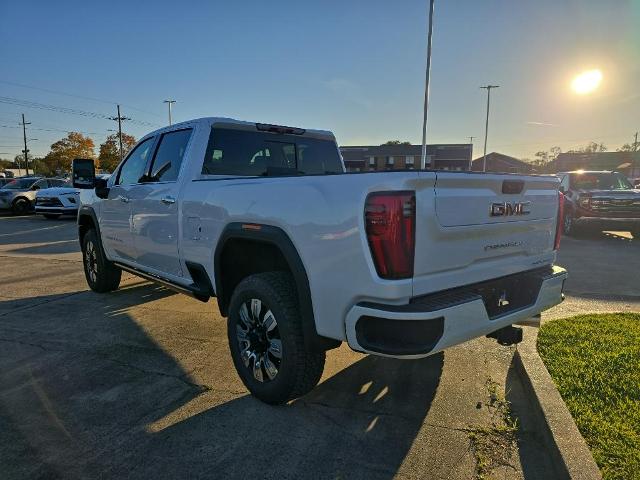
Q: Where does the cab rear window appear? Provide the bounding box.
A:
[201,127,343,176]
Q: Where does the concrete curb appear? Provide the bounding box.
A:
[514,326,602,480]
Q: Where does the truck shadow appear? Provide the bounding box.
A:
[0,283,444,480]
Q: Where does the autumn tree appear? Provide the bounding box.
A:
[98,133,136,173]
[567,142,607,153]
[43,132,95,174]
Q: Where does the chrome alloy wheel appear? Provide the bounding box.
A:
[85,240,98,284]
[236,299,282,382]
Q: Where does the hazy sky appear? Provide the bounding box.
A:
[1,0,638,161]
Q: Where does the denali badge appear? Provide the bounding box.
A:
[490,201,531,217]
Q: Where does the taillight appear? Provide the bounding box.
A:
[365,191,415,279]
[554,191,564,250]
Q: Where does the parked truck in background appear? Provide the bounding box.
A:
[73,117,567,404]
[558,170,640,237]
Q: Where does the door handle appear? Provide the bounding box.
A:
[117,195,129,203]
[161,195,176,205]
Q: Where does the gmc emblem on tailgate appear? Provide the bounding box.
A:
[490,201,531,217]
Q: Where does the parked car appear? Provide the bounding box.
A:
[0,178,12,188]
[74,117,567,404]
[0,177,69,215]
[35,174,111,219]
[35,181,78,219]
[558,170,640,237]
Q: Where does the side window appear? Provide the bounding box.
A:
[34,179,49,189]
[560,175,569,191]
[149,129,193,182]
[117,137,154,186]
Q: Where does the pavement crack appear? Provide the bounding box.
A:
[100,355,211,392]
[0,336,49,351]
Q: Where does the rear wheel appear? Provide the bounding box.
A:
[43,214,61,220]
[11,198,30,215]
[227,272,325,404]
[82,229,121,293]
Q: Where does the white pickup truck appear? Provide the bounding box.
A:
[73,117,567,404]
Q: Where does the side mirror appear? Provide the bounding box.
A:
[94,176,110,199]
[31,184,40,191]
[72,158,96,189]
[558,185,565,193]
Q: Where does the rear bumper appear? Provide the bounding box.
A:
[345,266,567,359]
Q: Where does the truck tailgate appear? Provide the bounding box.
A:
[413,172,560,294]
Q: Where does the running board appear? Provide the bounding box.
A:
[114,262,211,302]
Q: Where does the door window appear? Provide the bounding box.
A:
[117,137,155,186]
[33,179,49,190]
[149,129,193,182]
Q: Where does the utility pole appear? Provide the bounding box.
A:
[468,136,475,171]
[480,85,499,172]
[420,0,435,170]
[109,105,130,161]
[634,131,639,177]
[20,114,31,175]
[164,100,176,126]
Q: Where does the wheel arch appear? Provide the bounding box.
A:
[77,206,103,249]
[214,223,340,352]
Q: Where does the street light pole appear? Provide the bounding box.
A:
[164,100,176,126]
[480,85,499,172]
[420,0,435,170]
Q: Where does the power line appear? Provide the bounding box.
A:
[0,96,160,127]
[0,79,163,118]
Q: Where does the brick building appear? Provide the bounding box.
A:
[340,144,473,172]
[471,152,535,174]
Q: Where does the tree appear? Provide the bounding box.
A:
[43,132,95,175]
[567,142,607,153]
[98,133,136,173]
[617,141,639,152]
[381,140,411,146]
[0,158,13,169]
[13,153,34,173]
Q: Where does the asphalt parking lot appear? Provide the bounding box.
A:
[1,214,638,479]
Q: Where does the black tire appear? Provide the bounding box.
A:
[81,229,121,293]
[43,214,61,220]
[11,198,30,215]
[227,272,325,405]
[563,210,580,236]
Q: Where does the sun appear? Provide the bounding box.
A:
[571,69,602,94]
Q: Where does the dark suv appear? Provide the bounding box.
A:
[558,170,640,237]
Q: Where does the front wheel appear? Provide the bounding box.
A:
[82,229,122,293]
[11,198,30,215]
[227,272,325,404]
